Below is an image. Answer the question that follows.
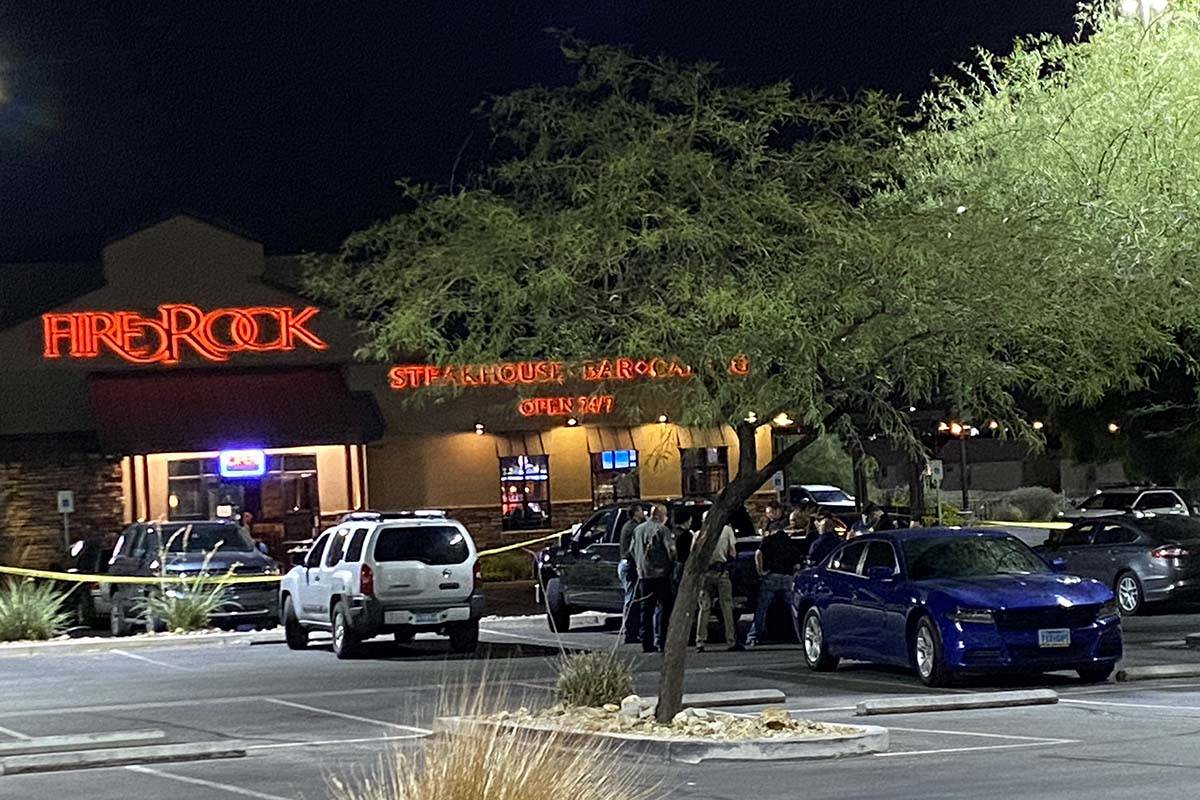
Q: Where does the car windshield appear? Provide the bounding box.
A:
[155,523,253,553]
[373,525,469,565]
[1080,493,1136,510]
[1140,517,1200,541]
[902,535,1050,581]
[810,489,851,503]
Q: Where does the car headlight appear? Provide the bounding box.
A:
[263,564,280,576]
[1098,599,1120,620]
[950,607,995,624]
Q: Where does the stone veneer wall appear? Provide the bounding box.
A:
[0,455,125,570]
[447,500,596,551]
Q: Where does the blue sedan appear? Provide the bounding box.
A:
[792,529,1123,686]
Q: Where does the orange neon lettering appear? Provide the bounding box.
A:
[39,305,328,365]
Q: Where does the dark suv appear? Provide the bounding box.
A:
[535,499,760,633]
[107,520,280,635]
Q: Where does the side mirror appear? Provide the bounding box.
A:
[291,552,307,569]
[866,566,896,581]
[558,532,571,552]
[1050,557,1067,573]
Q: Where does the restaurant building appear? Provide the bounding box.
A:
[0,215,774,568]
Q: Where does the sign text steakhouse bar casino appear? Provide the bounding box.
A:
[388,356,749,391]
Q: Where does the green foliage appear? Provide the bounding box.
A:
[1003,487,1067,521]
[785,434,856,490]
[479,551,534,582]
[139,534,233,632]
[0,579,72,642]
[556,650,634,708]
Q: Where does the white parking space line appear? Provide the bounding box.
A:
[874,740,1076,758]
[125,765,294,800]
[887,726,1070,743]
[1064,681,1200,697]
[479,627,574,649]
[263,697,433,735]
[111,649,195,671]
[0,723,31,739]
[1062,698,1200,712]
[246,733,427,750]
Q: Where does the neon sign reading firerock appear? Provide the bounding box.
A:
[42,304,328,365]
[388,356,749,391]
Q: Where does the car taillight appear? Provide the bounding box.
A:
[1152,545,1190,559]
[473,561,482,586]
[360,564,375,597]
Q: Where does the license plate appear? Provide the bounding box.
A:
[1038,628,1071,648]
[413,612,439,624]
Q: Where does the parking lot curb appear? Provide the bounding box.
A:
[855,689,1059,716]
[0,730,166,756]
[0,630,285,659]
[641,689,788,710]
[1116,664,1200,682]
[0,740,247,775]
[433,716,888,764]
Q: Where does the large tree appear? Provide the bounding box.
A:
[309,32,1174,720]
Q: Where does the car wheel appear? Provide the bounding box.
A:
[331,602,359,660]
[913,616,953,687]
[109,596,130,637]
[447,619,480,654]
[544,578,571,633]
[801,608,839,672]
[1115,572,1143,616]
[283,597,308,651]
[1077,663,1115,684]
[74,591,96,629]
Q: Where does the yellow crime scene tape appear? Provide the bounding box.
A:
[0,530,563,586]
[978,520,1073,530]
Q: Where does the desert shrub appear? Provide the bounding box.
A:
[556,650,634,708]
[138,534,233,632]
[985,502,1026,522]
[479,551,534,582]
[0,579,72,642]
[1004,487,1067,521]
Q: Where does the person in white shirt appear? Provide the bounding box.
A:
[696,511,740,652]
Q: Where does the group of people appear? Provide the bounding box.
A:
[617,498,904,653]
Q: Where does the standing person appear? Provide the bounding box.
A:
[762,500,787,535]
[672,508,694,590]
[617,504,646,645]
[696,511,739,652]
[807,514,842,566]
[789,506,819,552]
[747,512,799,648]
[633,504,676,653]
[850,506,873,537]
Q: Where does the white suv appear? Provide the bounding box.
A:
[279,511,484,658]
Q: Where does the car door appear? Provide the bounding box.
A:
[1092,521,1144,587]
[820,541,868,656]
[106,524,145,611]
[317,526,353,610]
[296,530,333,621]
[1047,523,1101,578]
[852,541,908,665]
[1136,491,1188,516]
[559,509,618,609]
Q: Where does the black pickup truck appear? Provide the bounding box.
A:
[536,499,801,638]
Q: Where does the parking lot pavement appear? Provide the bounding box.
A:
[5,611,1200,800]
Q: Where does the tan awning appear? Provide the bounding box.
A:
[494,431,547,458]
[675,426,735,450]
[585,426,637,453]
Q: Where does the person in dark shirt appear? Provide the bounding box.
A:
[672,508,694,590]
[807,514,842,566]
[748,520,800,647]
[617,504,646,644]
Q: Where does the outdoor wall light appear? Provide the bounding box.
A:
[474,422,485,435]
[566,417,578,426]
[657,414,669,423]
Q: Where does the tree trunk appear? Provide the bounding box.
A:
[654,422,819,723]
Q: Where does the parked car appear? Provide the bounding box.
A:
[535,499,759,634]
[793,529,1122,686]
[65,537,114,628]
[279,510,484,658]
[1061,485,1197,521]
[108,520,281,636]
[1038,513,1200,615]
[787,484,857,519]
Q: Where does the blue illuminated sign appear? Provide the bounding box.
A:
[219,449,266,478]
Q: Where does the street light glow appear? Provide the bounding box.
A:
[1107,421,1120,434]
[949,421,964,436]
[772,412,794,427]
[1032,420,1045,431]
[1119,0,1168,24]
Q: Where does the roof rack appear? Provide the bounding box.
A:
[339,509,447,522]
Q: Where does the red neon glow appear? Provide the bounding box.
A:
[518,395,615,418]
[41,305,328,365]
[389,357,747,391]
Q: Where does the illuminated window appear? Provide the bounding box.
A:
[499,455,552,531]
[590,449,640,507]
[680,447,728,497]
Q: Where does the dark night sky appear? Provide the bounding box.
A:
[1,1,1078,263]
